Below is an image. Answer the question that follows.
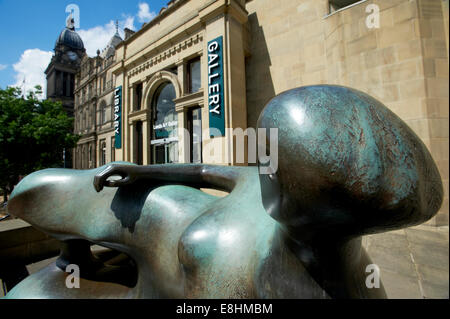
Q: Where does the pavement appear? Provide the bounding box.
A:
[363,224,449,299]
[2,222,449,299]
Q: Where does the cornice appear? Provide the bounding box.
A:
[174,89,204,112]
[127,32,203,78]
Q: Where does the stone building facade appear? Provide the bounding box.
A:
[80,0,448,225]
[73,28,123,169]
[45,16,86,168]
[45,18,85,116]
[243,0,449,225]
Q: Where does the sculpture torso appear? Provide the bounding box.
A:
[6,166,332,299]
[5,85,442,299]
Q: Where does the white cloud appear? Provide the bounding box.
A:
[9,5,154,98]
[0,64,7,71]
[138,2,157,23]
[78,16,135,57]
[12,49,53,98]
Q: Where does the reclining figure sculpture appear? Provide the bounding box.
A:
[5,85,443,299]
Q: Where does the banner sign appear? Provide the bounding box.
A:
[114,86,122,149]
[207,36,225,137]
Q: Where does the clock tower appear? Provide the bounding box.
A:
[45,14,85,168]
[45,14,85,117]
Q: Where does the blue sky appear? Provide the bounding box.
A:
[0,0,167,95]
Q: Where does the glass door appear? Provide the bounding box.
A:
[152,142,178,164]
[150,82,178,164]
[187,107,202,163]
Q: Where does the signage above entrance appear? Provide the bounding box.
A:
[207,36,225,137]
[114,86,122,149]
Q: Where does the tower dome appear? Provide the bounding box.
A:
[55,14,84,50]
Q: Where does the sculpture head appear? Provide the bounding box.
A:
[257,85,443,239]
[7,164,140,246]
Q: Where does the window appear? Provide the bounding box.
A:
[56,71,61,95]
[88,106,95,129]
[77,148,81,169]
[134,83,143,111]
[102,75,107,91]
[328,0,361,13]
[91,106,95,128]
[88,107,92,128]
[111,137,115,162]
[88,145,93,168]
[89,84,93,99]
[187,57,201,94]
[78,111,82,132]
[100,101,107,124]
[100,140,107,166]
[81,146,86,169]
[63,72,67,97]
[83,110,87,129]
[187,107,202,163]
[69,73,74,97]
[134,121,143,165]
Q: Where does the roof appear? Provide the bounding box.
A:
[56,27,85,50]
[100,31,123,58]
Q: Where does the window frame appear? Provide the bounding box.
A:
[187,57,201,94]
[187,107,203,164]
[99,139,107,166]
[327,0,367,15]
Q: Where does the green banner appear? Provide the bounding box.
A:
[114,86,122,149]
[207,36,225,137]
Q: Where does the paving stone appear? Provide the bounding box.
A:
[367,243,417,277]
[416,264,449,287]
[380,269,423,299]
[421,281,449,299]
[366,232,410,250]
[384,229,407,236]
[409,242,449,271]
[405,227,449,248]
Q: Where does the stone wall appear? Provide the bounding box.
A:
[245,0,449,226]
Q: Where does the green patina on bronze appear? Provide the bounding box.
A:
[4,85,443,299]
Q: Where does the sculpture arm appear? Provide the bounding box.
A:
[93,163,244,193]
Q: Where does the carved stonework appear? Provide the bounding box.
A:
[128,33,203,77]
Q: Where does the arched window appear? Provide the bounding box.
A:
[151,82,178,164]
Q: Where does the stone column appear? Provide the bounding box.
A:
[176,110,189,163]
[129,122,134,164]
[176,60,186,96]
[142,119,149,165]
[200,0,248,165]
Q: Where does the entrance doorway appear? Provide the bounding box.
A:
[151,142,178,164]
[134,121,143,165]
[150,82,178,164]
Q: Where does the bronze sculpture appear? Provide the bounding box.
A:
[4,85,443,299]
